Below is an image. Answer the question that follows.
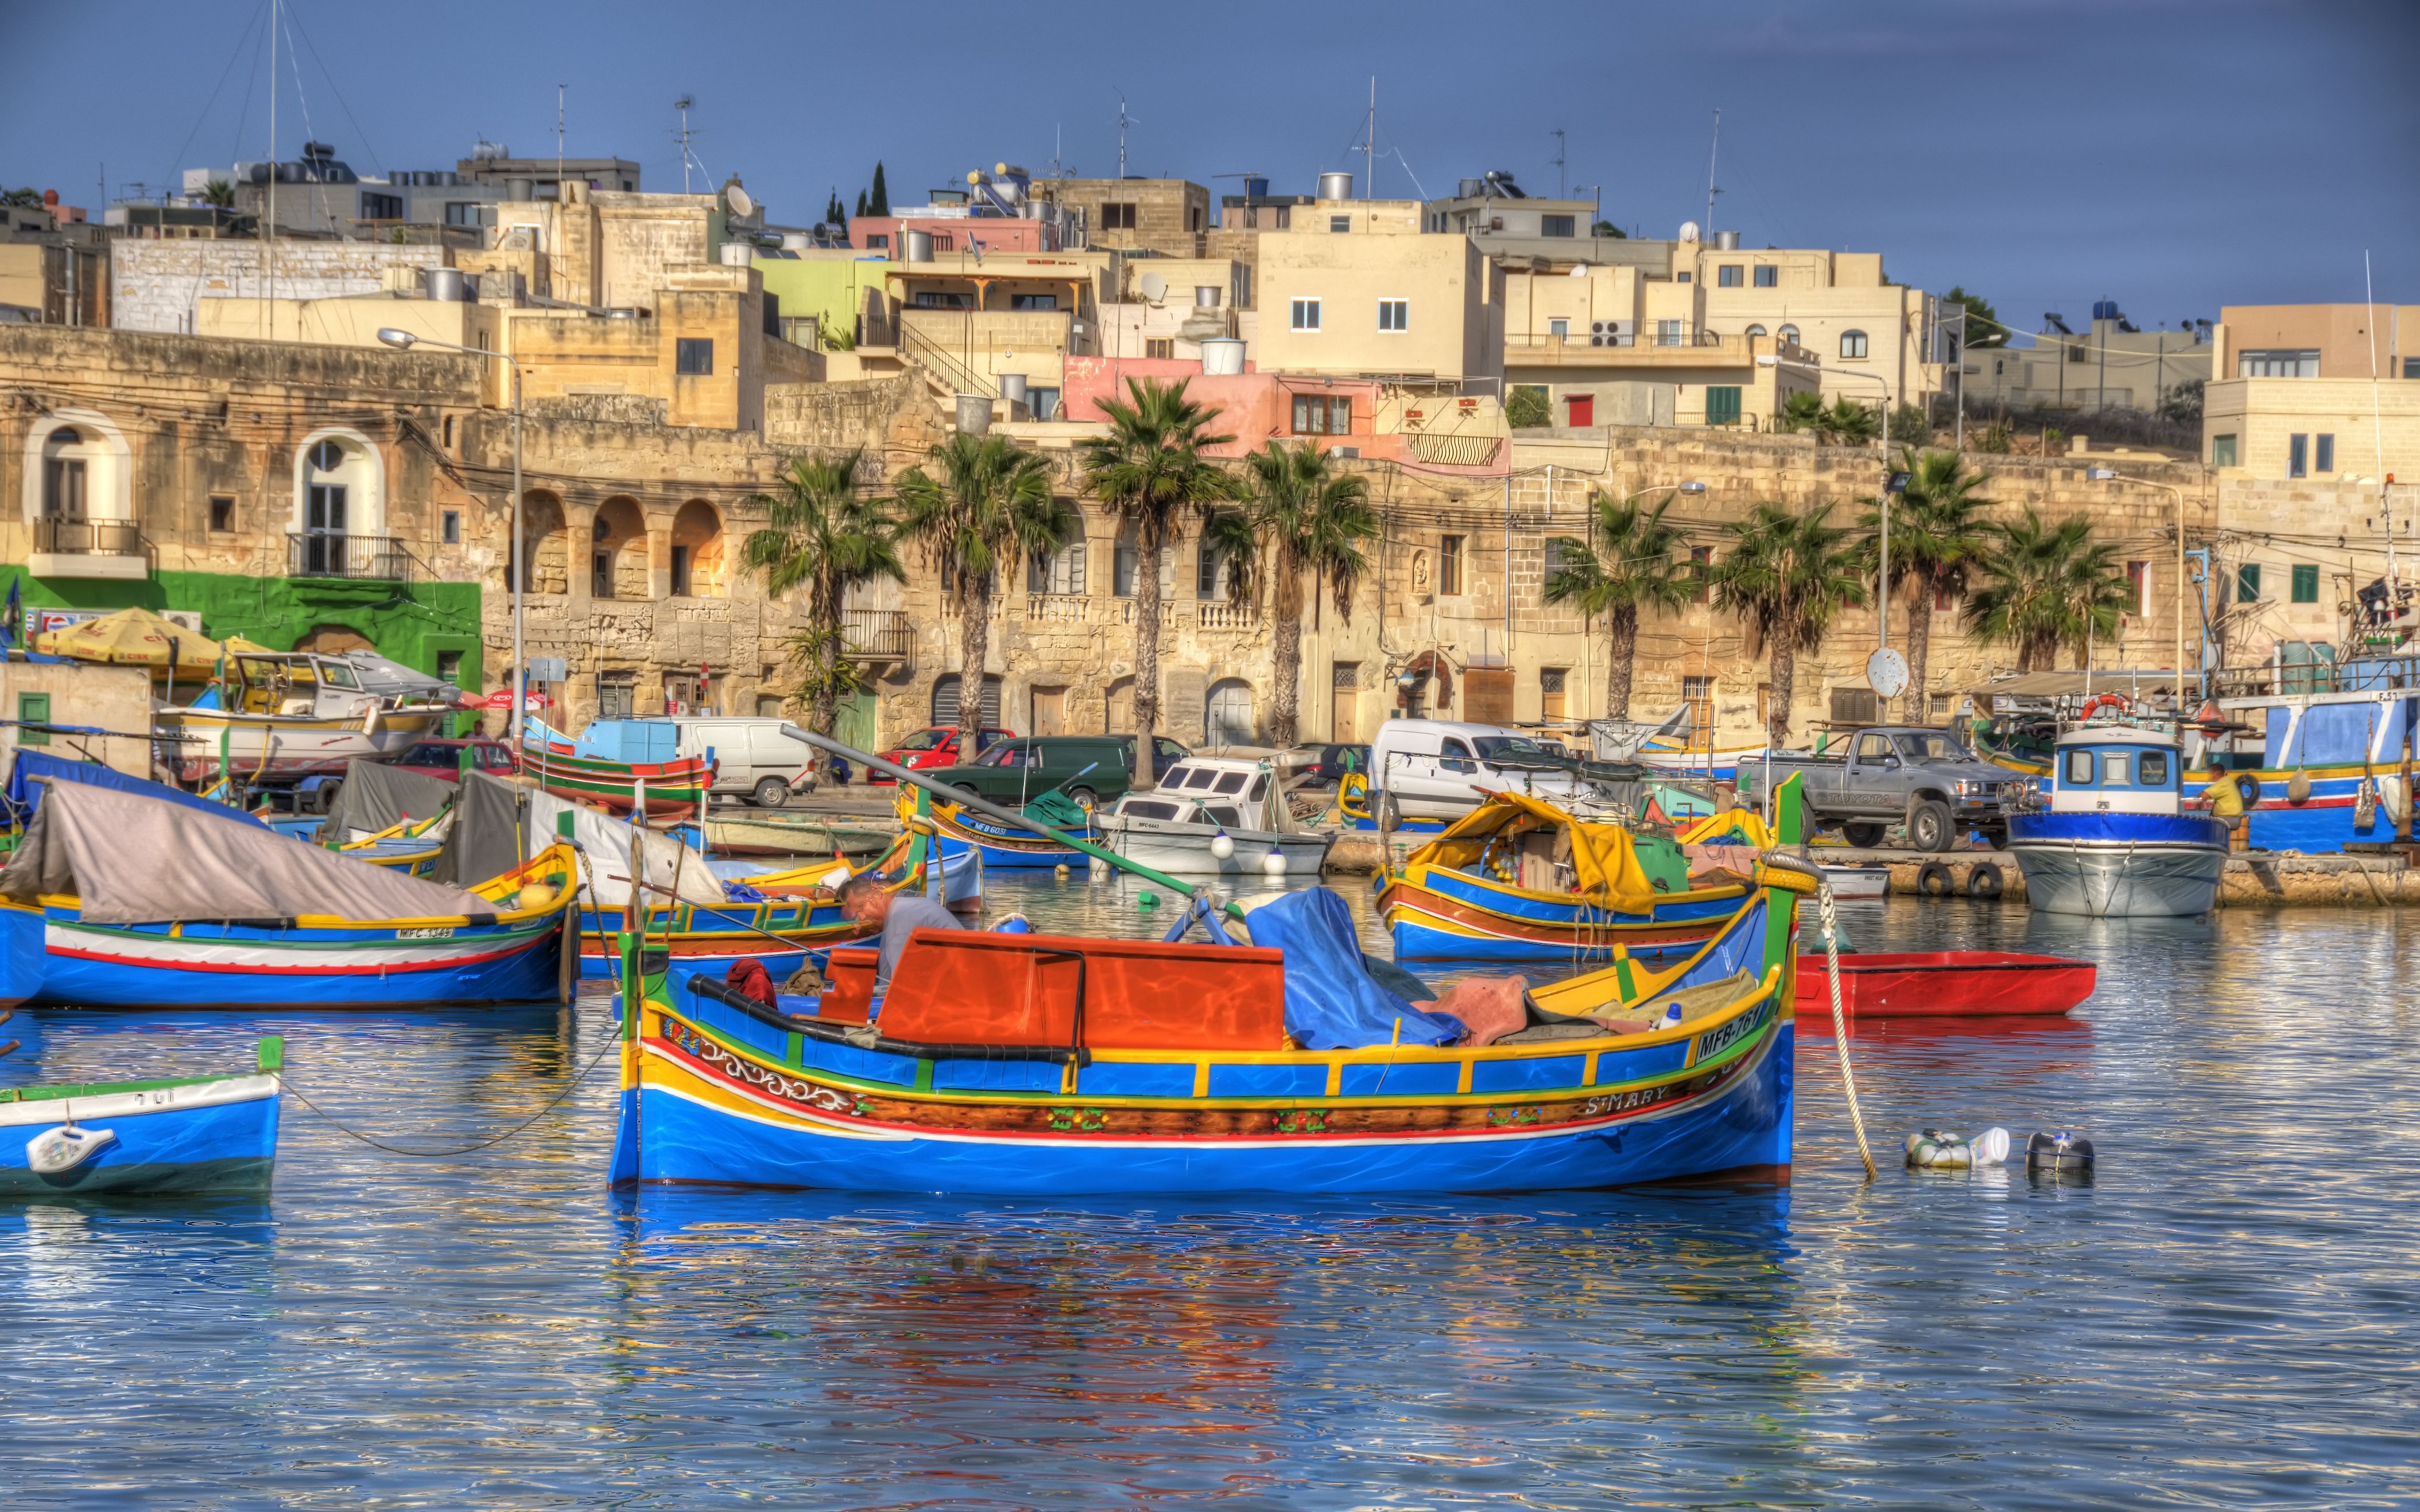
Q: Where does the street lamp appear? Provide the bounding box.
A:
[2088,467,2197,705]
[1760,352,1901,701]
[378,327,528,744]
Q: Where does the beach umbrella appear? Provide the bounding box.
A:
[34,608,224,672]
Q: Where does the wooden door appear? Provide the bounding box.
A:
[1330,662,1358,743]
[1031,686,1066,737]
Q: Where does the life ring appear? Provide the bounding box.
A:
[1965,861,2004,899]
[2080,694,2128,721]
[1917,860,1955,897]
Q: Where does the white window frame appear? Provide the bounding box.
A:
[1290,298,1322,333]
[1378,298,1409,333]
[1840,329,1870,360]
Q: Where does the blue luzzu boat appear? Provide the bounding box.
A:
[0,1037,284,1196]
[914,792,1096,870]
[2008,721,2228,917]
[0,779,577,1009]
[1376,791,1749,962]
[605,853,1809,1197]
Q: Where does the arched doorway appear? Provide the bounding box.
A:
[294,625,374,655]
[591,497,647,599]
[291,431,385,576]
[514,491,569,594]
[930,673,1002,729]
[670,499,725,597]
[1205,678,1255,748]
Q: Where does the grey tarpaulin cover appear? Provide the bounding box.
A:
[0,779,487,924]
[436,769,529,887]
[324,758,457,845]
[525,788,727,906]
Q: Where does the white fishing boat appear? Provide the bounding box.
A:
[156,652,453,783]
[1098,754,1333,877]
[1818,863,1891,899]
[2007,721,2228,917]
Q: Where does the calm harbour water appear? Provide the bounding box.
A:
[5,873,2418,1510]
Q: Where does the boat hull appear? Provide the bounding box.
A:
[1379,868,1744,963]
[1104,819,1332,876]
[29,911,565,1009]
[2007,812,2228,917]
[162,711,439,783]
[0,1072,280,1195]
[1791,950,2095,1017]
[576,901,872,978]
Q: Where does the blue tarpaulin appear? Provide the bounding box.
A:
[3,750,266,830]
[1243,887,1464,1051]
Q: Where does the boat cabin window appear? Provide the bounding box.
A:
[1122,799,1180,821]
[319,663,360,690]
[1211,770,1247,795]
[1856,733,1895,764]
[1247,774,1269,801]
[1194,805,1242,827]
[1182,767,1219,790]
[2063,748,2097,785]
[2138,751,2170,786]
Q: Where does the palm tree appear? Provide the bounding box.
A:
[895,433,1075,745]
[1078,377,1236,776]
[1859,447,1995,716]
[1778,392,1878,445]
[1204,442,1379,746]
[1712,502,1868,744]
[1541,492,1692,721]
[1963,510,2132,674]
[741,451,904,777]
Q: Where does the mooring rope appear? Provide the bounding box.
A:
[1816,879,1878,1179]
[278,1031,620,1158]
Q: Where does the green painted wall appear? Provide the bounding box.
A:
[754,253,889,343]
[5,566,483,687]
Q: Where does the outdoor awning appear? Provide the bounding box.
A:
[1973,670,2182,699]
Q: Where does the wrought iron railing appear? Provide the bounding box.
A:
[840,608,912,660]
[32,518,144,556]
[287,531,409,581]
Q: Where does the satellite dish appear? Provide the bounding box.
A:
[1138,272,1168,303]
[724,182,755,219]
[1867,648,1910,701]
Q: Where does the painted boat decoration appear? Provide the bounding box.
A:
[0,778,579,1009]
[1792,950,2095,1021]
[606,860,1809,1197]
[914,792,1097,871]
[1337,774,1449,833]
[157,652,451,783]
[519,720,712,817]
[2007,722,2228,917]
[1379,791,1751,962]
[0,1037,284,1196]
[1099,754,1332,876]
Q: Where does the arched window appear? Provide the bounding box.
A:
[1839,329,1869,360]
[288,430,383,567]
[1778,324,1800,347]
[591,497,647,600]
[1744,324,1768,340]
[670,499,724,597]
[41,427,88,520]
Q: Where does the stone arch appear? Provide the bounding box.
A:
[21,408,134,527]
[294,624,375,655]
[670,498,726,598]
[591,496,648,600]
[514,489,569,594]
[290,427,385,536]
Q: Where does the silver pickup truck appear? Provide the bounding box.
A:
[1735,725,2019,852]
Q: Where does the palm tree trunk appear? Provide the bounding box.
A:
[1768,624,1798,744]
[808,614,843,783]
[1270,554,1302,747]
[1604,607,1639,721]
[957,575,991,745]
[1133,534,1163,783]
[1904,574,1933,720]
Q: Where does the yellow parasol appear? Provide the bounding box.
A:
[33,607,226,672]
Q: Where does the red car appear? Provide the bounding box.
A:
[390,738,518,781]
[869,726,1015,783]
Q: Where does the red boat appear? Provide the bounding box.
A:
[1792,951,2096,1023]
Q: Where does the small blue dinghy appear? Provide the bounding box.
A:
[0,1036,284,1196]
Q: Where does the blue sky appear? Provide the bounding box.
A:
[5,0,2413,338]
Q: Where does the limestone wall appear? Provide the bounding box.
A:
[113,240,449,335]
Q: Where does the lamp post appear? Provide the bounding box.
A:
[379,327,526,743]
[1760,352,1902,701]
[2089,467,2198,708]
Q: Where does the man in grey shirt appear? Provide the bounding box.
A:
[838,872,963,994]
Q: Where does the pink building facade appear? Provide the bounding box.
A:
[848,216,1057,255]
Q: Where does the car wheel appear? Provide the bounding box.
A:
[1908,800,1955,853]
[751,777,790,809]
[956,784,983,802]
[1843,821,1886,850]
[1064,786,1099,814]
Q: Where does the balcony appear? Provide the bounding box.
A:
[1504,327,1755,368]
[287,531,409,581]
[30,518,148,581]
[840,608,913,663]
[1195,601,1259,632]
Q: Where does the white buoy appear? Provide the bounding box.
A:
[1088,856,1111,880]
[1261,846,1287,877]
[1209,831,1236,860]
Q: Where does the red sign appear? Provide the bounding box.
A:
[471,690,554,710]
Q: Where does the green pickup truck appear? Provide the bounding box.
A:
[928,734,1189,813]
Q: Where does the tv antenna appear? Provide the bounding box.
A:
[1115,92,1138,179]
[1704,107,1723,232]
[674,95,695,193]
[1551,127,1566,200]
[555,84,565,192]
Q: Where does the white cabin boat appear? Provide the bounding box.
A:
[1098,755,1333,876]
[156,652,453,783]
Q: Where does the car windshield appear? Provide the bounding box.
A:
[974,742,1029,768]
[480,745,514,768]
[894,729,952,752]
[400,744,453,764]
[1895,732,1973,761]
[1473,736,1549,761]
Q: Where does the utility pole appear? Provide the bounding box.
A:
[1551,128,1566,200]
[2097,298,2111,414]
[1116,93,1132,180]
[1704,108,1722,232]
[675,96,694,193]
[556,84,565,193]
[1367,77,1378,196]
[263,0,277,329]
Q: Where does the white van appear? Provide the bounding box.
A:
[670,717,814,806]
[1367,718,1587,821]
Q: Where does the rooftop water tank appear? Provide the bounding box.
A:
[1199,337,1246,376]
[1242,176,1268,199]
[1195,285,1221,308]
[998,373,1029,406]
[1317,172,1355,201]
[422,267,470,303]
[903,230,934,263]
[1711,230,1740,250]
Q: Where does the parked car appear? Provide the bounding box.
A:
[1305,742,1372,788]
[1118,734,1193,778]
[1734,725,2017,852]
[929,736,1137,812]
[666,716,815,807]
[870,726,1016,784]
[1366,719,1591,822]
[389,738,517,782]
